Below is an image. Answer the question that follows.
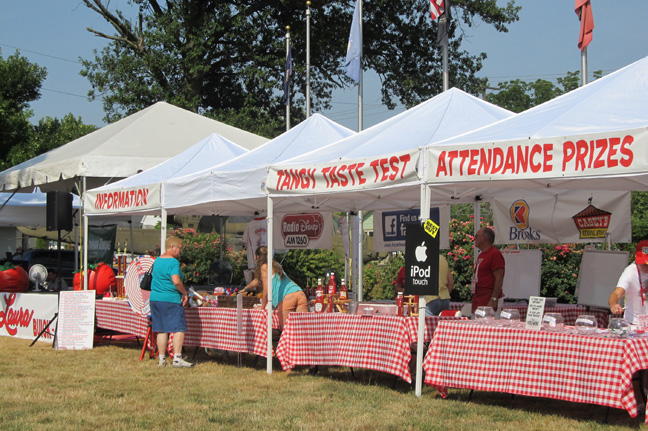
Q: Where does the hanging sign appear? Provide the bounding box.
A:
[404,222,439,296]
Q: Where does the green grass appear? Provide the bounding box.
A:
[0,335,644,430]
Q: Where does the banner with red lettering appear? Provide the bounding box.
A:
[426,128,648,183]
[84,183,161,214]
[0,293,58,342]
[267,149,421,195]
[273,211,333,249]
[491,190,631,244]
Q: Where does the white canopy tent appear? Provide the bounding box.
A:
[0,101,268,194]
[259,89,514,375]
[0,190,81,228]
[84,132,249,252]
[163,113,355,215]
[422,55,648,193]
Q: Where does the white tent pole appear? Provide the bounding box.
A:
[415,184,431,397]
[305,1,311,118]
[357,210,363,302]
[161,182,167,253]
[344,212,350,285]
[266,195,274,374]
[161,208,167,254]
[82,176,88,291]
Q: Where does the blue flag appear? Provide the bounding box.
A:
[344,0,362,83]
[283,43,293,105]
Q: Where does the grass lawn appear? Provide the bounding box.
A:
[0,335,644,430]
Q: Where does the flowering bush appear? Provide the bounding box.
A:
[279,249,345,288]
[169,228,246,286]
[363,254,404,300]
[531,243,584,303]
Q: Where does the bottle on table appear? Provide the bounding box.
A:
[314,290,325,313]
[316,278,324,296]
[396,292,404,316]
[326,293,334,313]
[328,272,337,295]
[339,278,347,300]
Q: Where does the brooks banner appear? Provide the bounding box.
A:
[491,190,631,244]
[273,211,333,249]
[373,206,450,251]
[84,183,161,214]
[267,149,420,194]
[426,128,648,183]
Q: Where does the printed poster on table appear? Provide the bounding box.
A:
[273,211,333,249]
[0,293,58,343]
[373,205,450,251]
[56,290,95,350]
[491,190,631,245]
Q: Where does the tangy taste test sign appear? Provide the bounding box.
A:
[267,149,419,194]
[425,129,647,182]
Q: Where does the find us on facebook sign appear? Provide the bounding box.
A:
[382,208,440,243]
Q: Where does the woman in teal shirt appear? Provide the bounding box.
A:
[256,246,308,328]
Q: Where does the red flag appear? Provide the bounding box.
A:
[575,0,594,50]
[430,0,444,21]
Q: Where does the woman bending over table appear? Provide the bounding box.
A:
[256,246,308,328]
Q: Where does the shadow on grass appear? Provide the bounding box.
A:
[444,389,645,429]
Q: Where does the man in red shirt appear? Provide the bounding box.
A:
[471,227,505,313]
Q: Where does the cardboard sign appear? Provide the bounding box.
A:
[404,222,439,296]
[525,296,546,331]
[637,315,648,331]
[0,293,58,342]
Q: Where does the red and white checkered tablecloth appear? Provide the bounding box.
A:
[423,320,648,422]
[403,316,466,344]
[276,313,413,382]
[95,299,279,357]
[96,299,150,338]
[450,302,610,327]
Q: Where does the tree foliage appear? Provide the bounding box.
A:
[0,49,46,168]
[485,70,603,113]
[80,0,520,136]
[0,50,97,170]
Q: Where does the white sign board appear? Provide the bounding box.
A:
[501,249,542,300]
[56,291,96,350]
[0,292,58,343]
[576,249,629,308]
[525,296,546,331]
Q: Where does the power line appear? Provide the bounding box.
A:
[0,43,81,64]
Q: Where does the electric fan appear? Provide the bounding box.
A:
[28,264,48,291]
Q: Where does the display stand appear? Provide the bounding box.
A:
[30,312,58,348]
[139,318,157,362]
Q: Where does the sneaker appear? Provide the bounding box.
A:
[172,356,194,368]
[158,359,168,367]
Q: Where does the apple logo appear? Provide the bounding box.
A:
[415,241,427,262]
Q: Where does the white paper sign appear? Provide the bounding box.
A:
[56,291,96,350]
[637,315,648,331]
[525,296,546,331]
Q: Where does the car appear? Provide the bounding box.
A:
[13,249,78,287]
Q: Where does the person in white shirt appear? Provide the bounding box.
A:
[609,240,648,324]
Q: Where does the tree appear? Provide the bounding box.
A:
[4,115,97,169]
[485,70,603,113]
[80,0,520,137]
[0,49,46,167]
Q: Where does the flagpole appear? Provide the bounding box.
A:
[286,27,291,131]
[306,1,311,117]
[358,0,363,131]
[440,13,449,91]
[581,46,588,86]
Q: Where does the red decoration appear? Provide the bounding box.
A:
[0,266,29,292]
[73,263,116,295]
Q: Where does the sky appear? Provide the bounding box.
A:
[1,1,647,133]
